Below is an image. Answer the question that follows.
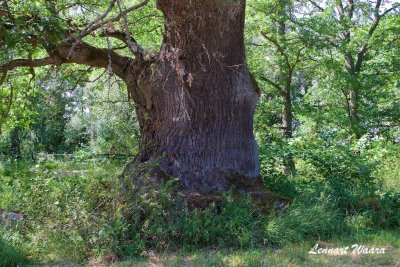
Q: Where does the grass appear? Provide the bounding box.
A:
[0,238,25,267]
[112,233,400,267]
[1,156,399,266]
[0,156,128,264]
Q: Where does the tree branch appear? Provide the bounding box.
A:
[100,30,129,44]
[309,0,324,12]
[117,0,145,60]
[375,0,383,15]
[67,0,118,43]
[381,4,399,17]
[354,2,398,72]
[100,29,144,59]
[292,46,306,70]
[0,57,64,72]
[68,67,94,91]
[0,71,7,86]
[347,0,354,20]
[258,75,283,93]
[0,42,134,81]
[336,0,345,21]
[261,32,291,71]
[355,44,368,73]
[62,0,149,56]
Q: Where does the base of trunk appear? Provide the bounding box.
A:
[120,157,291,212]
[123,154,262,193]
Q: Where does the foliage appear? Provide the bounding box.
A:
[127,188,260,251]
[0,157,128,263]
[1,154,399,264]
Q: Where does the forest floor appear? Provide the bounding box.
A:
[1,157,399,267]
[110,231,400,266]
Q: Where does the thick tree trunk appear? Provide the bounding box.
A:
[123,0,261,192]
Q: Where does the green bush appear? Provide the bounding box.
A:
[122,182,262,252]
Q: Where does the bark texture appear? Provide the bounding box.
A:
[123,0,261,192]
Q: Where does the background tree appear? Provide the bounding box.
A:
[298,0,400,138]
[247,0,309,175]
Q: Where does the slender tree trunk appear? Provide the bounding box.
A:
[347,73,364,138]
[348,87,361,136]
[281,89,296,175]
[123,0,261,192]
[276,5,296,176]
[10,127,21,158]
[344,54,364,138]
[282,91,293,140]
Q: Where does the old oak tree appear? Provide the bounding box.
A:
[0,0,277,200]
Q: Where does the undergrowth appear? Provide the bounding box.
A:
[0,148,399,265]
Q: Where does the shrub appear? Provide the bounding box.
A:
[122,181,262,252]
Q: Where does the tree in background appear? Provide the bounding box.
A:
[247,0,310,175]
[64,73,140,155]
[0,65,140,156]
[245,0,399,181]
[298,0,399,138]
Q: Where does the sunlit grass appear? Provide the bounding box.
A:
[112,235,400,267]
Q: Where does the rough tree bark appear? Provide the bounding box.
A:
[124,0,261,192]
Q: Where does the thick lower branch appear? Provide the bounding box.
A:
[0,42,136,81]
